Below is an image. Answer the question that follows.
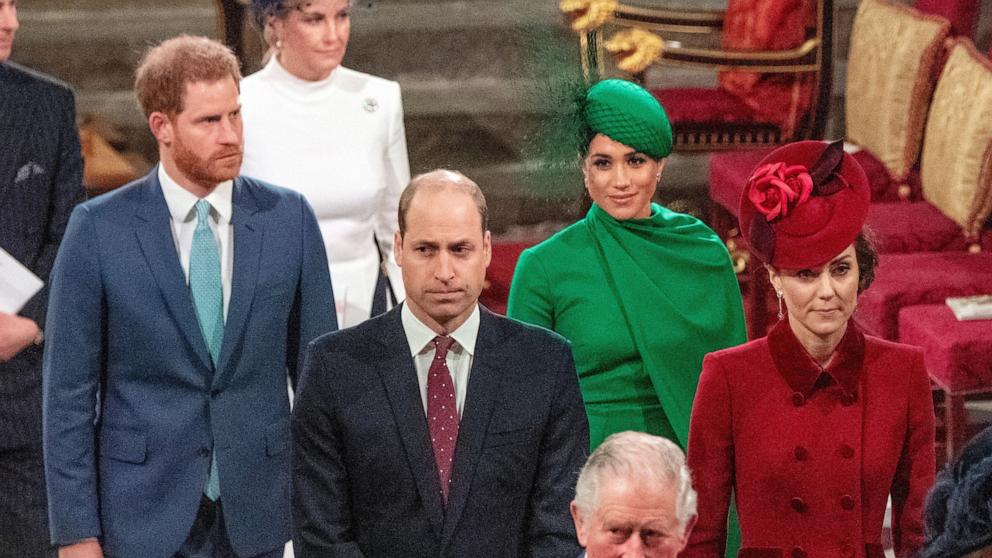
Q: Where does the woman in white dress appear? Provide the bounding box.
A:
[242,0,409,327]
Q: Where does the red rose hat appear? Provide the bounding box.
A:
[738,140,870,269]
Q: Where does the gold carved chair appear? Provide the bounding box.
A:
[563,0,834,151]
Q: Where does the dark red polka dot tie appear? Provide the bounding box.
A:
[428,335,458,504]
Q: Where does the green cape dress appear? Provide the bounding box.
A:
[507,202,746,557]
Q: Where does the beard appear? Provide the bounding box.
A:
[171,133,242,188]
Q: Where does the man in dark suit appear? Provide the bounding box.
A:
[43,36,336,558]
[0,0,85,555]
[292,169,589,557]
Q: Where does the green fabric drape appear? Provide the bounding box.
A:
[508,202,746,447]
[583,203,746,445]
[508,203,745,558]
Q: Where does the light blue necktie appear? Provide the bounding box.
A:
[190,199,223,500]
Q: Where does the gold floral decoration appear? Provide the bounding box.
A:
[603,28,664,74]
[559,0,618,33]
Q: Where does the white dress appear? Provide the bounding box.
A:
[240,57,409,327]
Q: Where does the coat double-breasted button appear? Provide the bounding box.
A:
[840,494,855,510]
[840,393,856,406]
[790,496,807,513]
[840,543,856,558]
[791,547,806,558]
[839,444,855,459]
[794,446,808,461]
[792,392,806,407]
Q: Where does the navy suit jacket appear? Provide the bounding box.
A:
[43,170,337,557]
[292,305,589,558]
[0,61,84,449]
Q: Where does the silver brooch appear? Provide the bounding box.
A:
[363,97,379,113]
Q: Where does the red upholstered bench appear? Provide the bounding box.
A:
[865,202,991,253]
[479,242,532,315]
[899,303,992,459]
[856,251,992,339]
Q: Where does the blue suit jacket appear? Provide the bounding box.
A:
[291,305,589,557]
[43,169,337,557]
[0,61,84,449]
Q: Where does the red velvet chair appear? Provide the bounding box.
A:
[865,38,992,255]
[898,303,992,461]
[856,252,992,340]
[573,0,834,151]
[479,242,532,315]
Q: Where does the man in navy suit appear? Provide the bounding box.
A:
[0,0,85,555]
[291,170,589,557]
[43,36,336,558]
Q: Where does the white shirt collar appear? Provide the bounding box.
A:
[158,164,233,224]
[401,303,480,358]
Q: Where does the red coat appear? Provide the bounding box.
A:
[684,319,935,558]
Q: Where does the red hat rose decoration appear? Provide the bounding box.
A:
[738,140,870,270]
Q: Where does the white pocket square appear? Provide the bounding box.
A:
[15,162,46,183]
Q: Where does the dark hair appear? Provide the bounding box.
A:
[854,228,879,293]
[398,170,488,236]
[919,427,992,558]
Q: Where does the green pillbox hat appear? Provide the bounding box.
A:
[584,79,673,159]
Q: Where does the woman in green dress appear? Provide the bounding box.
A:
[507,79,746,451]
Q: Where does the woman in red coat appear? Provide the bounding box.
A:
[684,141,936,558]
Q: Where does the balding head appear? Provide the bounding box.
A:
[398,170,488,236]
[393,169,492,335]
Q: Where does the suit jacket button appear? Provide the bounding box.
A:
[790,496,807,513]
[840,494,855,510]
[839,444,855,459]
[794,446,808,461]
[791,547,806,558]
[198,447,210,458]
[791,392,806,407]
[210,390,221,399]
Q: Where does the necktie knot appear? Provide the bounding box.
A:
[432,336,455,359]
[195,199,212,227]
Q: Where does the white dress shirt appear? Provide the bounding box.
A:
[401,303,480,419]
[158,164,233,319]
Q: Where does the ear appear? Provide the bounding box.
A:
[570,501,588,548]
[393,230,404,267]
[581,155,592,188]
[268,13,283,41]
[482,230,492,268]
[655,157,667,181]
[765,264,783,295]
[676,514,698,551]
[148,111,173,146]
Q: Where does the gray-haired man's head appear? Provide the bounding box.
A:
[571,431,697,558]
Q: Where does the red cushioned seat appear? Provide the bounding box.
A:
[856,251,992,339]
[866,202,972,253]
[653,88,759,125]
[707,148,770,216]
[479,242,531,315]
[899,304,992,393]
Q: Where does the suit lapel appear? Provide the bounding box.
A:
[133,170,213,371]
[214,177,262,383]
[376,308,446,539]
[441,308,504,545]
